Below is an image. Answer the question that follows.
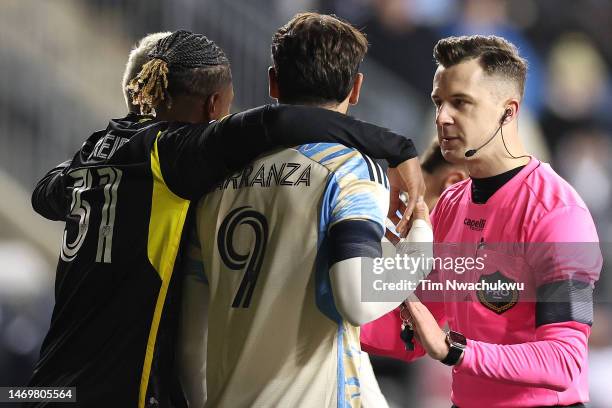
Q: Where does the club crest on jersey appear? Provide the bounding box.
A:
[476,271,519,314]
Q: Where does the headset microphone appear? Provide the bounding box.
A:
[464,109,512,158]
[464,148,478,158]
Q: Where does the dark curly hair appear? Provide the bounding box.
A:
[128,30,232,114]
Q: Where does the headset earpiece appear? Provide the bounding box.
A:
[466,107,527,159]
[501,108,512,124]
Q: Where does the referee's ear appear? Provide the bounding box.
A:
[268,66,280,100]
[348,73,364,106]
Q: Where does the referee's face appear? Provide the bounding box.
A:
[431,58,504,164]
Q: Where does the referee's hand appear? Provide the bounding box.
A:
[387,157,426,237]
[385,196,431,245]
[404,299,449,361]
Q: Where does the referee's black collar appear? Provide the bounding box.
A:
[470,165,526,204]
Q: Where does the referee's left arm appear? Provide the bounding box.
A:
[455,205,601,391]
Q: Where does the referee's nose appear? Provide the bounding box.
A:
[435,104,454,129]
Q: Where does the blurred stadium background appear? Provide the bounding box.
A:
[1,0,611,406]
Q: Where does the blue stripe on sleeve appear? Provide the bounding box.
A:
[330,191,386,228]
[319,148,355,164]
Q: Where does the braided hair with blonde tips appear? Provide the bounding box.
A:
[127,30,231,115]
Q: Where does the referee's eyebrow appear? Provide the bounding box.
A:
[431,91,475,101]
[449,92,475,101]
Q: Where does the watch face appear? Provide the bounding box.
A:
[448,331,467,348]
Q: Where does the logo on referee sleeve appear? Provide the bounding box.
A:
[476,271,519,314]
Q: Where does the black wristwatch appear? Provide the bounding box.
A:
[441,330,466,366]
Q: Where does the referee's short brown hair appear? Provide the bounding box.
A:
[434,35,528,99]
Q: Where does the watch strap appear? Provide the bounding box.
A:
[441,342,464,366]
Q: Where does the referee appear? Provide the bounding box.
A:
[361,35,601,408]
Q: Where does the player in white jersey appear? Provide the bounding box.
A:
[178,13,432,408]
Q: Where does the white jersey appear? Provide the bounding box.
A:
[183,143,389,408]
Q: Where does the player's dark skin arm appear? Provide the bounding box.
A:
[158,104,419,200]
[33,104,420,219]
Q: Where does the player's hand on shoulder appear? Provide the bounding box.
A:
[387,158,426,237]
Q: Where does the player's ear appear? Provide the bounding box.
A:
[268,67,280,100]
[205,92,221,121]
[348,73,363,105]
[443,169,468,189]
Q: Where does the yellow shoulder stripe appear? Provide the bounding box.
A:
[139,132,191,408]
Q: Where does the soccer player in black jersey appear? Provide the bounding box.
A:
[29,30,423,407]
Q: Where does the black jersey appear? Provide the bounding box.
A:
[29,105,417,407]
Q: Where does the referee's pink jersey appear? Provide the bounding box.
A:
[362,158,602,407]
